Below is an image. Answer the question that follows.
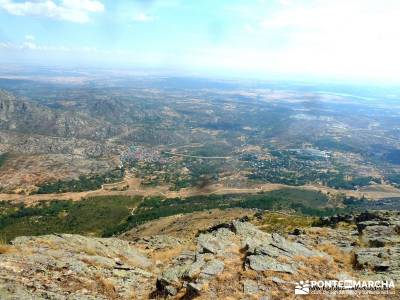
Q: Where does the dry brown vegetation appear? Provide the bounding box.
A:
[95,274,118,299]
[148,244,190,262]
[0,244,15,255]
[80,245,99,256]
[258,211,316,235]
[316,243,354,270]
[0,237,15,254]
[121,208,254,241]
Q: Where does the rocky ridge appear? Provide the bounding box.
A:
[0,90,126,192]
[155,221,331,299]
[0,210,398,299]
[0,90,119,140]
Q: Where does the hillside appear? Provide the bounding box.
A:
[0,210,398,299]
[0,90,120,140]
[0,90,125,193]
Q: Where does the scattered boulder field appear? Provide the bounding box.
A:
[0,209,398,299]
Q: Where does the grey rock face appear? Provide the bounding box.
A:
[355,245,400,274]
[158,264,189,287]
[271,276,286,284]
[185,257,206,279]
[243,279,259,294]
[233,221,273,252]
[328,211,400,282]
[273,233,317,256]
[158,220,325,296]
[360,224,400,247]
[0,234,154,300]
[233,220,265,238]
[200,259,224,277]
[234,222,325,275]
[187,282,203,293]
[246,255,295,273]
[5,213,398,299]
[197,228,236,255]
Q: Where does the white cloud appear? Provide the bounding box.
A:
[243,24,254,33]
[25,35,35,41]
[228,0,400,82]
[62,0,103,12]
[0,0,104,23]
[133,12,155,22]
[0,40,78,52]
[276,0,291,6]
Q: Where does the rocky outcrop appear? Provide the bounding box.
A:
[352,212,400,280]
[0,234,155,299]
[0,212,399,299]
[309,211,400,283]
[355,246,400,274]
[156,221,333,299]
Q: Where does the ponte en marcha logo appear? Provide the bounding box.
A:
[295,280,396,295]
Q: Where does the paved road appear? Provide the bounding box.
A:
[163,151,231,160]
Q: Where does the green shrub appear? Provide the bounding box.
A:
[37,169,124,194]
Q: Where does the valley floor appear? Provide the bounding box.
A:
[1,176,400,206]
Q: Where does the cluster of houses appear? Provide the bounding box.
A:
[119,145,167,168]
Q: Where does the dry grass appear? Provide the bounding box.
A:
[216,271,235,282]
[258,211,316,235]
[295,255,342,282]
[149,244,187,262]
[308,227,331,237]
[40,239,59,250]
[276,256,291,264]
[0,237,15,254]
[0,244,15,254]
[258,254,354,300]
[278,273,292,282]
[239,269,258,281]
[117,253,151,270]
[316,243,354,270]
[81,247,98,256]
[127,290,136,300]
[80,257,102,268]
[95,274,118,299]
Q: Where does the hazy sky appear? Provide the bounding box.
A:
[0,0,399,82]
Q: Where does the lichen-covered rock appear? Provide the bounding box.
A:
[0,234,155,300]
[246,255,295,273]
[355,245,400,273]
[243,279,259,294]
[200,259,224,277]
[155,220,333,298]
[257,232,322,258]
[197,228,236,254]
[2,212,398,300]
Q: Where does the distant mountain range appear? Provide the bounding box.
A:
[0,90,119,140]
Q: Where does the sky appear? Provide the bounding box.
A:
[0,0,400,83]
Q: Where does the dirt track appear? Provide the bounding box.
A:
[0,177,399,205]
[0,182,287,204]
